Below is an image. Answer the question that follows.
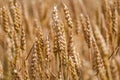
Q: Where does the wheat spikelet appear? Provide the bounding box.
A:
[85,15,92,48]
[68,32,76,61]
[36,26,45,79]
[58,28,68,79]
[112,1,118,35]
[45,36,51,61]
[68,57,78,80]
[36,39,44,79]
[57,22,68,80]
[9,0,21,33]
[22,61,30,80]
[20,27,26,52]
[35,20,44,55]
[92,38,107,80]
[67,31,80,72]
[52,6,68,80]
[20,27,27,79]
[80,14,93,62]
[52,6,59,55]
[2,7,9,33]
[53,6,66,79]
[52,6,59,24]
[52,6,62,79]
[32,19,45,79]
[30,40,38,80]
[20,27,30,80]
[80,14,92,48]
[68,31,79,79]
[13,33,21,69]
[63,4,73,29]
[44,36,51,80]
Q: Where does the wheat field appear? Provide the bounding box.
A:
[0,0,120,80]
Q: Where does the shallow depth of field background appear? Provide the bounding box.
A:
[0,0,120,80]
